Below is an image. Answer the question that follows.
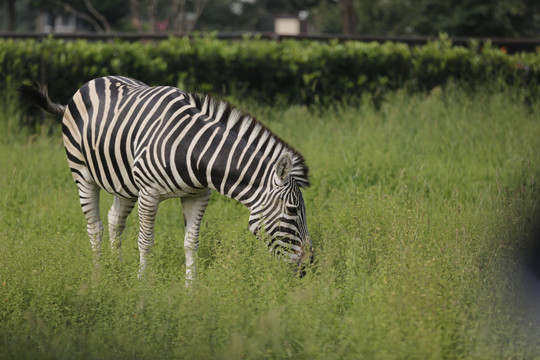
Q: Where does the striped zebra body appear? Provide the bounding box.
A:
[20,76,312,280]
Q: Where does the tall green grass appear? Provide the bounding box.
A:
[1,86,539,359]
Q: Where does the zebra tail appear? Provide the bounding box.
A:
[18,84,66,117]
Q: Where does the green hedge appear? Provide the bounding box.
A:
[1,34,539,106]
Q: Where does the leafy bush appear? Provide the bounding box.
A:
[1,34,539,108]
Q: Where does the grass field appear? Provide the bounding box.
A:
[1,86,540,359]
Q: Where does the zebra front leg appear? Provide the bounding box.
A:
[77,180,103,266]
[137,189,161,278]
[108,195,137,260]
[181,190,211,284]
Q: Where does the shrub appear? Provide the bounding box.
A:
[1,34,539,109]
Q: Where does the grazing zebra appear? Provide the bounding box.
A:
[19,76,312,280]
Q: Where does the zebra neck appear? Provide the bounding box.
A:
[183,93,289,209]
[204,149,274,210]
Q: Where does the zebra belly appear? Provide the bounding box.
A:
[75,135,139,198]
[131,147,209,200]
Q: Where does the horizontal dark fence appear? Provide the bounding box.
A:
[0,31,539,53]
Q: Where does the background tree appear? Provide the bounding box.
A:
[418,0,540,37]
[196,0,319,32]
[340,0,356,34]
[62,0,111,32]
[310,0,540,37]
[2,0,540,36]
[6,0,16,31]
[26,0,128,32]
[128,0,209,33]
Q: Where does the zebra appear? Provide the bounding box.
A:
[19,76,312,280]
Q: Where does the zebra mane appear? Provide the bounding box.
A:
[188,93,310,188]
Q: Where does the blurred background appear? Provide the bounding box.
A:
[1,0,539,38]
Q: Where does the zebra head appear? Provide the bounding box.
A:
[248,153,312,274]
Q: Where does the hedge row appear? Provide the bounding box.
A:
[1,34,539,106]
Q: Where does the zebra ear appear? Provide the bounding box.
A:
[275,153,293,186]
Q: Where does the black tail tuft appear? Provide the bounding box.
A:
[18,84,66,117]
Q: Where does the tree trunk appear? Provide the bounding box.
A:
[340,0,357,34]
[7,0,16,31]
[147,0,158,33]
[168,0,185,34]
[129,0,143,32]
[83,0,111,32]
[186,0,208,33]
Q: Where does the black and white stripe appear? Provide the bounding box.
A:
[20,76,312,280]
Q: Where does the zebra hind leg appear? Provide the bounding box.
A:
[77,180,103,266]
[181,189,212,284]
[136,189,161,278]
[108,195,137,261]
